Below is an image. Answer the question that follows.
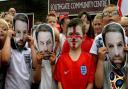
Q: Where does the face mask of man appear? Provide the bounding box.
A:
[14,20,28,47]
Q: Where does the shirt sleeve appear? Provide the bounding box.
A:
[89,37,98,55]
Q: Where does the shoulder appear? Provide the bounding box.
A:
[81,52,93,61]
[57,53,68,62]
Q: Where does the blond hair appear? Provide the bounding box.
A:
[93,13,102,20]
[0,18,9,31]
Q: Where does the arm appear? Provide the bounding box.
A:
[49,52,56,78]
[92,54,98,65]
[26,35,37,69]
[95,47,107,88]
[1,30,14,65]
[86,83,93,89]
[33,51,44,83]
[33,64,42,83]
[58,82,63,89]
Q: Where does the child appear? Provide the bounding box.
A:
[33,24,57,89]
[2,13,37,89]
[54,18,95,89]
[0,18,9,89]
[95,22,128,89]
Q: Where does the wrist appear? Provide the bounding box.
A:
[50,60,55,65]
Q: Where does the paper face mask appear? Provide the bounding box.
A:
[33,24,55,59]
[13,13,29,47]
[102,22,126,69]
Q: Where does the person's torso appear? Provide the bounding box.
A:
[5,48,32,89]
[59,53,94,89]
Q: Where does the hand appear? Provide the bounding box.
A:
[124,44,128,52]
[98,47,108,61]
[36,51,44,64]
[24,34,34,48]
[49,52,56,65]
[7,29,15,38]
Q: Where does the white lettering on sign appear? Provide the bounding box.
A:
[50,0,108,11]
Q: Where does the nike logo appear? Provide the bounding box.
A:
[64,70,69,75]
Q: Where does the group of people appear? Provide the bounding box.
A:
[0,4,128,89]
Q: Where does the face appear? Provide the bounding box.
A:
[81,14,90,33]
[37,31,53,52]
[102,6,120,26]
[105,32,125,68]
[62,18,70,33]
[14,20,28,47]
[66,25,83,49]
[93,19,102,35]
[47,16,57,27]
[9,8,16,16]
[4,14,13,28]
[120,18,128,37]
[0,23,7,41]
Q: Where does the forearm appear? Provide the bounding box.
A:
[95,59,104,88]
[30,45,37,69]
[1,36,11,65]
[51,64,55,78]
[86,83,93,89]
[58,82,63,89]
[33,64,41,83]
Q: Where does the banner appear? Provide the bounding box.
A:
[48,0,110,16]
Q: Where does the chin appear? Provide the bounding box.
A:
[17,42,25,47]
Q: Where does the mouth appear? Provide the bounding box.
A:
[0,33,4,36]
[113,58,123,64]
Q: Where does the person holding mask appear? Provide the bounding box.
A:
[95,22,128,89]
[2,13,37,89]
[33,24,57,89]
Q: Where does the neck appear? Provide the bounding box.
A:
[69,46,81,61]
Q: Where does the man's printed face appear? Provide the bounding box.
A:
[66,25,83,49]
[105,32,125,68]
[37,31,53,52]
[15,20,28,47]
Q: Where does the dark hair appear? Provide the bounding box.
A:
[35,24,54,44]
[78,11,95,38]
[13,13,29,30]
[102,22,125,46]
[46,12,57,23]
[59,18,65,33]
[66,18,85,35]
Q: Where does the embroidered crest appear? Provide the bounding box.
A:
[80,65,87,75]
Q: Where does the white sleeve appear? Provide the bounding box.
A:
[89,38,98,55]
[90,34,103,55]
